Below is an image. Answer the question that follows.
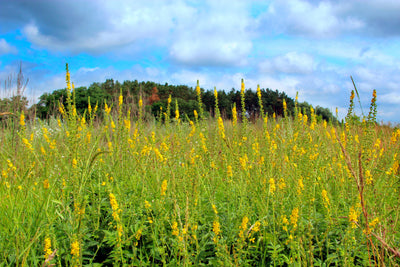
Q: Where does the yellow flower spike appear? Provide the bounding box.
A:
[86,132,91,143]
[172,221,179,236]
[161,179,168,196]
[43,179,50,189]
[268,178,276,194]
[43,237,52,258]
[252,221,261,233]
[257,84,261,99]
[217,117,225,140]
[81,117,86,127]
[212,220,221,243]
[88,99,92,115]
[290,208,299,228]
[104,103,111,115]
[321,190,330,209]
[227,165,233,178]
[19,112,25,127]
[349,206,358,228]
[119,94,123,107]
[232,104,237,126]
[70,240,80,257]
[72,158,78,169]
[369,217,379,229]
[196,80,201,96]
[212,204,218,215]
[239,216,249,239]
[65,63,71,90]
[350,90,355,101]
[144,200,152,210]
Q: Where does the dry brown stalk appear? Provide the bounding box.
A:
[42,249,57,267]
[336,130,400,260]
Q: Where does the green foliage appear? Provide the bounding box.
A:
[1,85,399,265]
[34,78,336,124]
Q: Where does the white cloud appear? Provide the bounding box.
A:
[0,39,17,55]
[170,38,251,67]
[20,1,191,53]
[169,1,254,66]
[380,92,400,105]
[259,52,315,74]
[17,0,254,66]
[264,0,363,37]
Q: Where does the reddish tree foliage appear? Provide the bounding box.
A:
[148,86,160,105]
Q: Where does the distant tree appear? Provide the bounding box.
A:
[34,77,334,124]
[148,86,160,105]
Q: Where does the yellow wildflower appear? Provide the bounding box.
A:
[72,158,78,169]
[213,220,221,243]
[227,165,233,178]
[109,193,121,222]
[232,104,237,126]
[217,117,225,140]
[161,179,167,196]
[44,237,52,258]
[349,206,358,228]
[268,178,276,194]
[369,217,379,229]
[135,228,142,240]
[20,112,25,127]
[239,216,249,239]
[43,179,50,189]
[145,200,151,210]
[104,103,111,115]
[290,208,299,228]
[172,221,179,236]
[321,189,330,209]
[252,221,261,233]
[212,204,218,215]
[70,240,80,257]
[119,94,123,107]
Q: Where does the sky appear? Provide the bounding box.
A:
[1,0,400,124]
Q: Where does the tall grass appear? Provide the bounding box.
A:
[0,67,399,266]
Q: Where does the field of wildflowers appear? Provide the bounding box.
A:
[0,67,399,266]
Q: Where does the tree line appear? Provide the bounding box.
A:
[2,77,337,123]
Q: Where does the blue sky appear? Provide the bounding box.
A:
[1,0,400,123]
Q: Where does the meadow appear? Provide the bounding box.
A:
[0,72,399,266]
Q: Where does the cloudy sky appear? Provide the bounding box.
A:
[1,0,400,123]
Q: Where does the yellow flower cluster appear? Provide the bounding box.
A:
[290,208,299,228]
[161,179,168,196]
[239,216,249,240]
[212,220,221,244]
[172,221,179,236]
[217,117,225,140]
[44,237,52,258]
[70,240,80,257]
[20,113,25,127]
[232,104,237,126]
[109,193,122,222]
[321,189,330,209]
[348,206,358,228]
[268,178,276,194]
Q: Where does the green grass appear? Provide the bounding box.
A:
[0,96,399,266]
